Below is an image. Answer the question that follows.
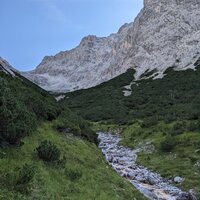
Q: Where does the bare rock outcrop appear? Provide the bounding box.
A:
[0,57,16,77]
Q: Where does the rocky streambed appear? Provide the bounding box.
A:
[98,132,196,200]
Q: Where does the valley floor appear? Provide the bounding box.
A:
[0,122,146,200]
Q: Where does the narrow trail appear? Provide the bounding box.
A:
[98,132,194,200]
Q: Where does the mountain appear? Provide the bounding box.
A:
[23,0,200,92]
[0,57,17,77]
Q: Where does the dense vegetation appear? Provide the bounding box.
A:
[0,71,96,144]
[65,63,200,125]
[64,68,135,124]
[0,72,59,145]
[0,123,146,199]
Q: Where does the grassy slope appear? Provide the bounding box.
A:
[0,122,146,200]
[120,121,200,194]
[0,71,97,144]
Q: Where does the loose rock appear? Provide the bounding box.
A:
[98,132,195,200]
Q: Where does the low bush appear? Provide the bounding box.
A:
[54,120,81,136]
[0,73,61,146]
[65,167,82,181]
[0,86,36,145]
[141,117,158,128]
[16,164,35,185]
[187,121,198,131]
[160,136,177,152]
[15,164,36,194]
[36,140,61,162]
[169,121,186,136]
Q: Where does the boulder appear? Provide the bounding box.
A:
[174,176,185,184]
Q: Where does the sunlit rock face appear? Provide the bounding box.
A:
[23,0,200,92]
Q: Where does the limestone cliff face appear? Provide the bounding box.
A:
[23,0,200,92]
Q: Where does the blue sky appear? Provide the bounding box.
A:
[0,0,143,71]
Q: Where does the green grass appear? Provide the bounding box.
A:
[0,122,146,200]
[120,121,200,194]
[90,121,121,133]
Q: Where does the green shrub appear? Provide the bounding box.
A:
[0,85,36,145]
[15,164,35,194]
[54,120,81,136]
[36,140,61,162]
[169,121,186,136]
[0,73,62,146]
[187,121,198,131]
[16,164,35,185]
[160,136,177,152]
[54,110,97,144]
[141,117,158,128]
[65,167,82,181]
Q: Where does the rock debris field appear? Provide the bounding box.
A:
[98,132,196,200]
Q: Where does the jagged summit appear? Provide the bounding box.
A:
[23,0,200,92]
[144,0,199,7]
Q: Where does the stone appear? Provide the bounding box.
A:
[189,189,198,200]
[174,176,185,183]
[176,192,197,200]
[127,172,136,179]
[147,174,158,185]
[106,154,113,162]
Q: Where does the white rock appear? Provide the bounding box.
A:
[55,95,65,102]
[174,176,185,183]
[0,57,16,77]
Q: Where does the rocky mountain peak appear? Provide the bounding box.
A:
[144,0,200,12]
[23,0,200,92]
[80,35,98,47]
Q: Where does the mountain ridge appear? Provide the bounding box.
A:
[22,0,200,92]
[0,57,17,77]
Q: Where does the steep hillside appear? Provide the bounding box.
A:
[23,0,200,92]
[0,61,96,145]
